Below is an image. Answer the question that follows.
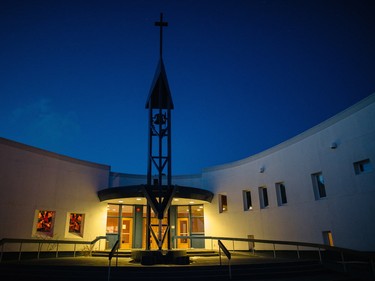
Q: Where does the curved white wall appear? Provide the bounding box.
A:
[202,93,375,251]
[0,138,110,250]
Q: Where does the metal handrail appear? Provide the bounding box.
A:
[0,236,107,262]
[108,240,120,281]
[173,235,375,274]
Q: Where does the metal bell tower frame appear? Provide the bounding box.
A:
[144,13,175,250]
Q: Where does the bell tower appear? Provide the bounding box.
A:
[143,13,175,250]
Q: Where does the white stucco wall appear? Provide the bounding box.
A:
[0,138,110,250]
[202,93,375,251]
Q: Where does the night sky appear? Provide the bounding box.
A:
[1,0,374,175]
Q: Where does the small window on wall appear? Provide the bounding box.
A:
[354,159,373,175]
[191,205,204,234]
[36,210,55,237]
[322,231,334,246]
[106,204,120,234]
[218,194,228,213]
[107,204,120,216]
[243,190,252,211]
[312,172,326,200]
[275,182,287,206]
[258,187,269,209]
[69,213,84,237]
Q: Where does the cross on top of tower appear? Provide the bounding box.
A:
[154,13,168,58]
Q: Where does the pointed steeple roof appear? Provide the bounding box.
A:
[145,58,174,109]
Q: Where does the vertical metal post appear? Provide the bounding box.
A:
[219,246,222,266]
[108,259,112,281]
[296,245,300,259]
[56,243,59,258]
[0,243,3,262]
[273,243,276,258]
[18,242,22,261]
[340,251,347,272]
[73,243,76,257]
[318,248,322,263]
[228,259,232,280]
[37,243,41,259]
[146,204,151,250]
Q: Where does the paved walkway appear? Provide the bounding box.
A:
[2,252,288,267]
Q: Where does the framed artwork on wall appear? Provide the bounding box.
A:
[69,213,84,237]
[36,210,55,237]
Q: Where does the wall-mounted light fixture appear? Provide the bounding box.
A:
[260,166,265,173]
[330,142,337,149]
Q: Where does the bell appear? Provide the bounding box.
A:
[153,113,166,125]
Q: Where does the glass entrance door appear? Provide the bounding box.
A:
[120,218,133,249]
[177,218,189,249]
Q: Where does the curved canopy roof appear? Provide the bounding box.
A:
[98,184,213,204]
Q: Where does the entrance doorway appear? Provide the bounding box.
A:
[177,218,189,249]
[120,218,133,249]
[149,217,168,250]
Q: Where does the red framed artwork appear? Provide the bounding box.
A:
[36,210,55,237]
[69,213,84,236]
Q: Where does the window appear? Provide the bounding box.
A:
[322,231,334,246]
[312,172,326,200]
[191,205,204,234]
[275,182,287,206]
[106,204,120,234]
[243,190,252,211]
[258,187,269,209]
[354,159,373,175]
[218,194,228,213]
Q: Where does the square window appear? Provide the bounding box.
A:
[354,159,373,175]
[243,190,252,211]
[258,187,269,209]
[218,194,228,213]
[312,172,326,200]
[276,182,287,206]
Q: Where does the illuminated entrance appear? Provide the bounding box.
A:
[105,203,205,250]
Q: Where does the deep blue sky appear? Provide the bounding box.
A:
[1,0,375,175]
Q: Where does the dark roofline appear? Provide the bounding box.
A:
[97,184,213,203]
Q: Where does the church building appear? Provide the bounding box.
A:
[1,14,374,254]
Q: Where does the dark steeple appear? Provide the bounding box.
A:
[145,59,174,109]
[145,13,173,110]
[144,13,175,251]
